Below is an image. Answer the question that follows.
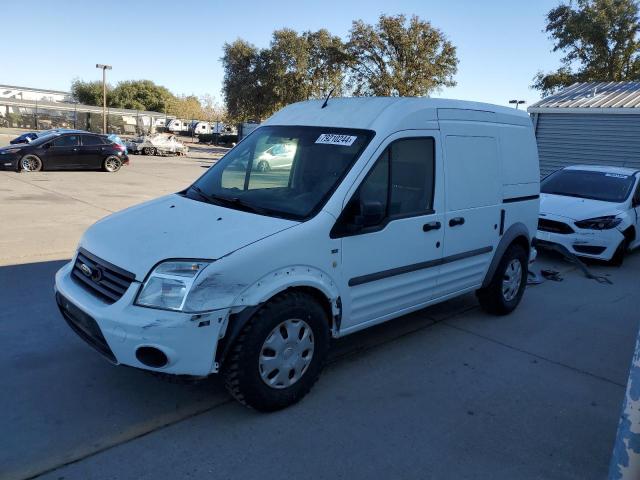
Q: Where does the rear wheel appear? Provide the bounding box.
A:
[142,146,156,156]
[222,291,329,411]
[477,244,528,315]
[103,156,122,173]
[20,154,42,172]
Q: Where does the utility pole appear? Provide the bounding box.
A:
[96,64,112,133]
[509,99,526,110]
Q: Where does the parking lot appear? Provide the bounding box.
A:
[1,135,638,479]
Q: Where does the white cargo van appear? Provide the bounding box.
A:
[55,98,540,411]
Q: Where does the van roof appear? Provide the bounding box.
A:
[264,97,531,131]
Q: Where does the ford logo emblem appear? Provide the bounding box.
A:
[79,263,92,277]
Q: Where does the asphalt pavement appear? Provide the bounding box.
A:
[1,131,638,479]
[1,252,638,480]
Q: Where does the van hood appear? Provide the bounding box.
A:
[539,193,625,221]
[79,194,298,279]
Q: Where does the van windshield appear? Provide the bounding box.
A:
[186,126,374,220]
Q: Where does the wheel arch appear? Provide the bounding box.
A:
[481,222,531,289]
[215,267,340,366]
[622,225,636,244]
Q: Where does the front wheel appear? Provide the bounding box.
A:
[103,156,122,173]
[142,146,156,156]
[256,160,271,172]
[477,244,528,315]
[20,154,43,172]
[222,291,330,411]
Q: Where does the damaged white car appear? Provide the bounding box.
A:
[55,97,540,411]
[537,165,640,264]
[126,134,188,156]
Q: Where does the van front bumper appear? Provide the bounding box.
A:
[54,261,229,376]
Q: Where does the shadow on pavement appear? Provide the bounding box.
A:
[0,258,474,479]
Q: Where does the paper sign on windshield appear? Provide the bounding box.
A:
[605,173,628,179]
[315,134,357,146]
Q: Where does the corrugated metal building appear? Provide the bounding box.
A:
[528,81,640,177]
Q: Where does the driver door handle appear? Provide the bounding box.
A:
[423,221,441,232]
[449,217,465,227]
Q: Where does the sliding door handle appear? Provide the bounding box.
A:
[449,217,465,227]
[423,221,441,232]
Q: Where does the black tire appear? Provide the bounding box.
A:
[610,238,628,266]
[222,291,330,411]
[20,154,43,172]
[103,156,122,173]
[143,146,155,156]
[476,244,528,315]
[256,160,271,172]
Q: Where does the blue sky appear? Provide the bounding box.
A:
[4,0,563,108]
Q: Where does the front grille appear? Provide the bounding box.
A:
[538,218,575,235]
[573,245,607,255]
[56,292,116,363]
[71,248,135,303]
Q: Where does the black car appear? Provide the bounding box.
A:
[0,132,129,172]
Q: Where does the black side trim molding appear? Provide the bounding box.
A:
[348,246,493,287]
[503,194,539,204]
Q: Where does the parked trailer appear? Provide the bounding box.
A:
[165,119,191,134]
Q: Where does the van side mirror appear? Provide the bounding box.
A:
[355,201,385,228]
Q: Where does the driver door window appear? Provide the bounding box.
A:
[334,137,435,236]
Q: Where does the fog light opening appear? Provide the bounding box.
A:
[136,347,168,368]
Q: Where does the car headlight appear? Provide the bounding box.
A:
[0,148,21,155]
[574,216,622,230]
[135,260,211,311]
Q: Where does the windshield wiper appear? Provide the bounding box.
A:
[209,194,270,215]
[189,185,216,203]
[189,186,268,215]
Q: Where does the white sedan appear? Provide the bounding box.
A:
[536,165,640,264]
[254,143,297,172]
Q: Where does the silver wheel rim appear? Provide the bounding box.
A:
[502,259,523,302]
[21,155,41,172]
[259,319,314,389]
[105,157,120,172]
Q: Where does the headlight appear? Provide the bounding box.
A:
[574,216,622,230]
[0,148,21,155]
[135,260,211,311]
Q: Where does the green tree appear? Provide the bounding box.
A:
[109,80,173,112]
[70,79,109,106]
[222,31,348,122]
[533,0,640,96]
[222,39,265,122]
[346,14,458,96]
[305,29,349,98]
[166,94,205,120]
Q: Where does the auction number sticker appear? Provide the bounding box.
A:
[605,173,628,179]
[315,134,357,146]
